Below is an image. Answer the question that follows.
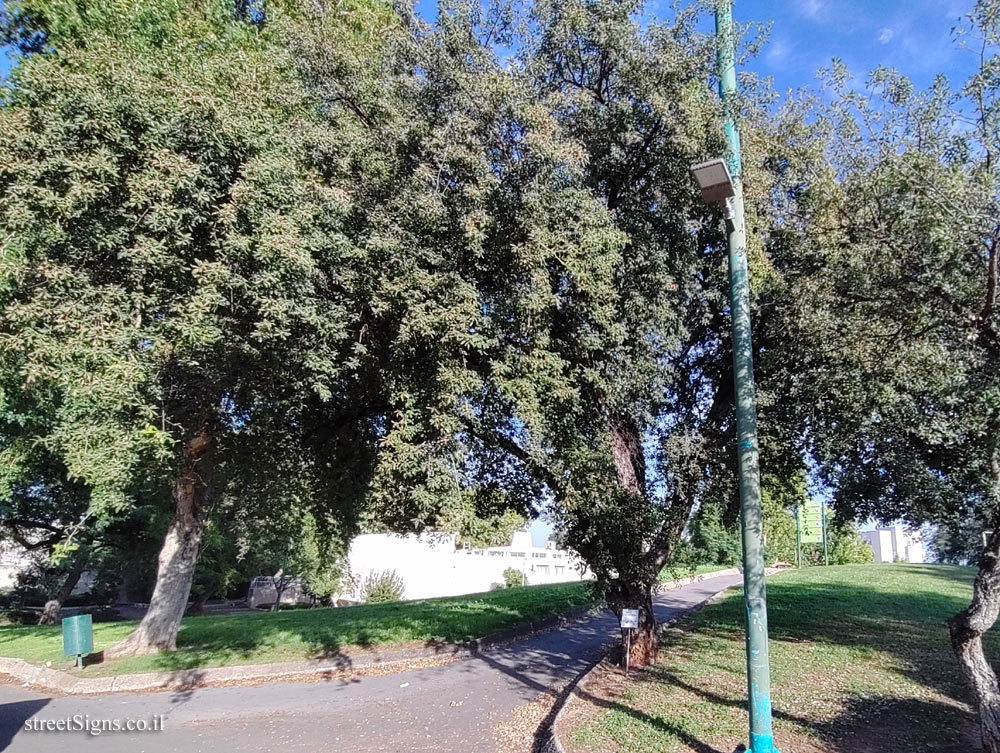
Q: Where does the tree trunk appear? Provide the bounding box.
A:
[38,560,86,626]
[271,570,285,613]
[607,580,658,667]
[105,421,214,657]
[609,412,646,498]
[606,413,659,665]
[627,589,658,667]
[950,451,1000,753]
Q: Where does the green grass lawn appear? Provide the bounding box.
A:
[0,581,595,677]
[566,564,989,753]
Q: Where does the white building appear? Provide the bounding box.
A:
[343,530,590,601]
[0,543,34,591]
[861,525,925,563]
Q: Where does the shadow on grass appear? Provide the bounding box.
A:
[643,664,978,751]
[469,643,731,753]
[0,582,595,685]
[581,660,978,753]
[569,680,732,753]
[689,569,984,703]
[597,566,989,752]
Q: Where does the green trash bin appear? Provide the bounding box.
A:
[62,614,93,667]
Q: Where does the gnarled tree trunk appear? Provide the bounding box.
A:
[608,581,658,667]
[609,412,645,499]
[950,452,1000,753]
[105,420,215,657]
[38,559,86,626]
[607,412,660,666]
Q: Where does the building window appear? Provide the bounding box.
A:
[555,566,564,575]
[552,554,563,560]
[537,565,549,575]
[532,552,547,558]
[509,552,525,558]
[489,551,505,557]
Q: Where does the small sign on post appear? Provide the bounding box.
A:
[620,609,639,628]
[620,609,639,678]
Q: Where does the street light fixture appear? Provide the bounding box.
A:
[689,158,735,205]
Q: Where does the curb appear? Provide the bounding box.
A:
[0,602,602,696]
[538,567,787,753]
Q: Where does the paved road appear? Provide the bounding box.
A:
[0,573,743,753]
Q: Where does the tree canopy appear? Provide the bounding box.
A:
[4,1,1000,743]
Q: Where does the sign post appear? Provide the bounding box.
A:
[795,505,802,568]
[620,609,639,678]
[822,500,829,566]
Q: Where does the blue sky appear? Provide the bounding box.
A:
[0,1,980,91]
[733,0,977,94]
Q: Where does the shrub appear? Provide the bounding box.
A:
[360,569,406,603]
[830,524,877,565]
[503,567,523,589]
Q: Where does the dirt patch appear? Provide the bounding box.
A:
[492,691,559,752]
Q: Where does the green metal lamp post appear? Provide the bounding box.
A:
[690,3,778,752]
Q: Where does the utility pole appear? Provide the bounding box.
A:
[716,3,778,752]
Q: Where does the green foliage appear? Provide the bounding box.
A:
[687,491,798,568]
[502,567,524,589]
[360,569,405,603]
[931,516,984,565]
[828,523,876,566]
[5,0,992,669]
[760,478,803,565]
[688,505,742,567]
[764,32,1000,544]
[0,0,379,519]
[761,502,797,565]
[487,0,743,619]
[434,492,527,549]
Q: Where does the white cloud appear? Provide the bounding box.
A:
[800,0,827,20]
[766,39,790,66]
[878,27,895,44]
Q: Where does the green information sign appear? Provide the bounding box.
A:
[798,503,823,544]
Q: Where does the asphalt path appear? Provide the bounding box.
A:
[0,573,743,753]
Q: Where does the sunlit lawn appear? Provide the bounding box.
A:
[0,581,595,677]
[566,564,988,753]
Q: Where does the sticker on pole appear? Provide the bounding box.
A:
[620,609,639,629]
